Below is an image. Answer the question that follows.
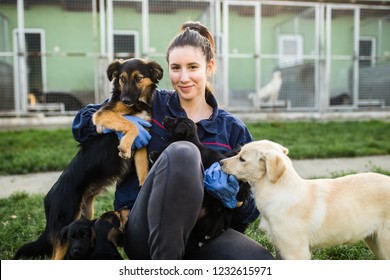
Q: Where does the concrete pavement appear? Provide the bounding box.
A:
[1,155,390,198]
[291,155,390,178]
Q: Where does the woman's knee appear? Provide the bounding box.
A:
[150,141,204,192]
[164,141,202,169]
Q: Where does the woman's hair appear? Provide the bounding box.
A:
[166,21,216,94]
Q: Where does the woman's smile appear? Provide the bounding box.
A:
[178,84,193,93]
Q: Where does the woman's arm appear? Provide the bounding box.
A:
[72,101,106,143]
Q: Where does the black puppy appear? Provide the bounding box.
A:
[59,218,94,260]
[89,208,129,260]
[150,116,251,248]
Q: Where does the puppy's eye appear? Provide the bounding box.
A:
[120,76,126,84]
[135,76,144,83]
[239,157,245,162]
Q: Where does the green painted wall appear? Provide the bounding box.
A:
[1,4,97,92]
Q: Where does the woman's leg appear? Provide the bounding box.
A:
[124,141,204,260]
[183,228,274,260]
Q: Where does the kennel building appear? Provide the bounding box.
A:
[0,0,389,116]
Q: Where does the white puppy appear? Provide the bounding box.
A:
[220,140,390,260]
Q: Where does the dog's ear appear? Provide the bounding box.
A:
[175,122,193,139]
[90,218,98,243]
[147,60,164,83]
[106,59,123,81]
[264,151,286,184]
[59,225,70,245]
[107,228,124,248]
[278,143,289,155]
[118,207,130,231]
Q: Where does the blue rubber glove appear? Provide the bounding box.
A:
[204,162,239,209]
[103,115,151,149]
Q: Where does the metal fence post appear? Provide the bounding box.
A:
[16,0,28,114]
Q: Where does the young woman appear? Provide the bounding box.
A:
[72,21,273,260]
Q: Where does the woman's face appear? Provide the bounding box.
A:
[168,45,214,102]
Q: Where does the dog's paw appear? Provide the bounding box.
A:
[118,146,131,159]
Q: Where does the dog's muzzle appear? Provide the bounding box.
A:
[121,96,137,105]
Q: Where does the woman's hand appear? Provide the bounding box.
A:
[203,162,240,209]
[101,115,152,149]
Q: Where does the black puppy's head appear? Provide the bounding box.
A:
[60,218,94,260]
[106,58,163,105]
[149,116,199,165]
[162,116,197,141]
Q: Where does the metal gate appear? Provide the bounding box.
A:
[222,1,321,111]
[222,1,260,108]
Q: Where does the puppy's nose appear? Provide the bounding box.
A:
[71,248,81,256]
[121,96,133,104]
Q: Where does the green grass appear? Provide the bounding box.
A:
[0,129,78,175]
[1,120,389,260]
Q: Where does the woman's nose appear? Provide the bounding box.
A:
[179,69,190,82]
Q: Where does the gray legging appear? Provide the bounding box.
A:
[124,141,274,260]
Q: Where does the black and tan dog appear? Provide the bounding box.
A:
[14,58,163,260]
[59,208,129,260]
[89,208,129,260]
[150,116,251,248]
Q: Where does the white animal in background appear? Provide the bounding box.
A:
[248,71,282,107]
[220,140,390,260]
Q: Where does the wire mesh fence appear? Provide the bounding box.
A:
[0,0,389,116]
